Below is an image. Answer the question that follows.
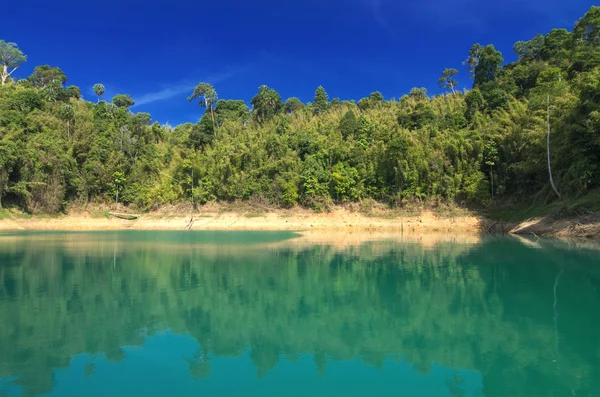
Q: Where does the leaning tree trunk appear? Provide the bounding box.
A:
[210,106,217,137]
[547,95,561,199]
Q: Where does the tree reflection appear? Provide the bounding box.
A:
[0,233,598,397]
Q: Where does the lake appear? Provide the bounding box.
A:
[0,231,599,397]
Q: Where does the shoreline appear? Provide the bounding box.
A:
[0,207,598,238]
[0,209,486,233]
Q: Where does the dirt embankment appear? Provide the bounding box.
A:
[1,205,598,238]
[510,212,600,239]
[0,207,484,233]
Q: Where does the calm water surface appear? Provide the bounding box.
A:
[0,231,599,397]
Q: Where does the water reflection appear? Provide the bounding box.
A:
[0,231,599,397]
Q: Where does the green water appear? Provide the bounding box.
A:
[0,231,599,397]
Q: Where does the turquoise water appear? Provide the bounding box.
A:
[0,231,599,397]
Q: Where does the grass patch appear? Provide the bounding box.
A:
[0,209,9,220]
[89,210,111,219]
[11,212,32,219]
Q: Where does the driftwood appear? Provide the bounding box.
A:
[109,212,140,220]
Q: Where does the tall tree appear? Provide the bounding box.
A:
[546,95,561,198]
[313,86,329,114]
[188,83,218,130]
[214,99,250,124]
[284,97,304,114]
[571,6,600,72]
[513,34,544,62]
[465,44,503,86]
[58,104,75,140]
[250,85,282,123]
[112,94,135,110]
[28,65,67,88]
[93,84,105,103]
[0,40,27,85]
[437,68,459,94]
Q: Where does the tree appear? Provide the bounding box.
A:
[314,86,329,114]
[465,89,485,122]
[64,85,81,100]
[546,95,561,198]
[28,65,67,88]
[42,79,65,102]
[571,6,600,72]
[0,140,17,208]
[339,110,359,138]
[438,68,459,94]
[188,83,218,130]
[513,34,544,62]
[541,29,570,68]
[284,97,304,114]
[112,94,135,110]
[58,104,75,140]
[93,84,105,103]
[465,44,503,86]
[408,87,428,101]
[214,99,250,124]
[0,41,27,85]
[250,85,282,123]
[112,171,126,204]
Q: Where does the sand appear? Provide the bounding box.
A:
[0,208,484,233]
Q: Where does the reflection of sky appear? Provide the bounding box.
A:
[0,331,483,397]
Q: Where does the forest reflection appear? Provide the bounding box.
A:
[0,231,599,397]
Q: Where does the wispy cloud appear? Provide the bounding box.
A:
[132,67,248,107]
[369,0,394,36]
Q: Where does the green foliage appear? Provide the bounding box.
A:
[112,94,135,109]
[215,99,249,124]
[28,65,67,88]
[313,86,329,114]
[251,85,282,123]
[0,40,27,85]
[1,8,600,213]
[284,97,304,114]
[339,109,359,138]
[466,44,504,86]
[93,83,105,102]
[438,68,459,93]
[64,85,81,100]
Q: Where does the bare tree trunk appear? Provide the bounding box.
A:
[191,168,195,209]
[547,95,561,199]
[1,64,18,85]
[1,64,8,85]
[490,166,494,199]
[210,106,217,136]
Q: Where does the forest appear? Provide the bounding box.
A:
[0,7,599,214]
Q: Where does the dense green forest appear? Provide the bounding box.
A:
[1,7,599,213]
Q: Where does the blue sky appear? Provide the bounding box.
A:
[4,0,596,125]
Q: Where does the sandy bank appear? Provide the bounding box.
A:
[0,208,484,233]
[1,206,598,239]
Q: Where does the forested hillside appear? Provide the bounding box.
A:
[1,7,599,213]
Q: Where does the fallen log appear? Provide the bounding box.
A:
[109,212,140,220]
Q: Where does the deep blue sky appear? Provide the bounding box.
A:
[4,0,596,125]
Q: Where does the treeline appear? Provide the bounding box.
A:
[1,7,599,213]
